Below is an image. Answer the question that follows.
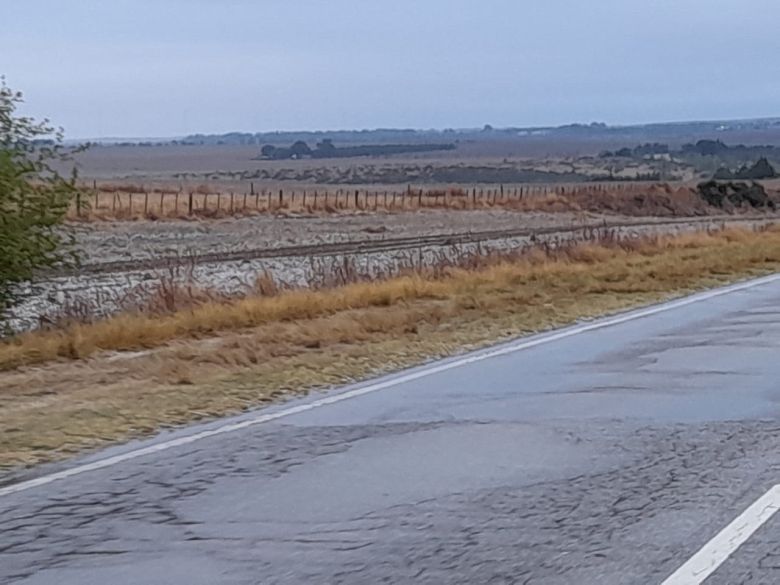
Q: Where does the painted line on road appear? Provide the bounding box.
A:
[2,272,780,498]
[661,484,780,585]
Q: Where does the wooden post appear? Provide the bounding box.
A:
[188,192,194,215]
[279,189,283,209]
[175,191,180,213]
[255,189,260,209]
[314,190,318,209]
[418,189,422,208]
[144,192,149,216]
[159,192,164,215]
[303,190,307,208]
[112,192,117,212]
[250,182,255,196]
[354,189,359,209]
[76,192,82,217]
[216,193,221,211]
[242,192,247,210]
[230,191,235,213]
[129,193,133,215]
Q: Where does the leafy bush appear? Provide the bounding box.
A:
[0,78,80,325]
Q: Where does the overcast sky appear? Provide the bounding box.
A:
[3,0,779,138]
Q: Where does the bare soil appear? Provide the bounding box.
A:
[70,209,596,264]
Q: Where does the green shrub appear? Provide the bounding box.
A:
[0,78,81,326]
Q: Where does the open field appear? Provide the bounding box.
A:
[3,226,780,472]
[67,181,715,220]
[12,175,780,330]
[67,122,780,196]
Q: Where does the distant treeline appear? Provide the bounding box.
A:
[713,158,777,180]
[175,118,780,146]
[680,139,778,157]
[183,129,461,146]
[599,143,670,158]
[601,139,780,159]
[257,139,456,160]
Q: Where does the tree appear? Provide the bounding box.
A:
[260,144,277,158]
[315,138,336,153]
[289,140,311,157]
[0,78,80,325]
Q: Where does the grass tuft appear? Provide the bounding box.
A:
[2,226,780,470]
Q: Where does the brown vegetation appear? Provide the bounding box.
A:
[66,182,737,221]
[2,226,780,469]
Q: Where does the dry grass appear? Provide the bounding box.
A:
[66,182,717,221]
[2,226,780,470]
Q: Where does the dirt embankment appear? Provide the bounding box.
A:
[10,212,778,332]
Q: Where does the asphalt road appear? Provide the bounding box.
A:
[4,276,780,584]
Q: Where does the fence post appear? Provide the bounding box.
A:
[250,182,255,196]
[129,193,133,215]
[175,191,180,214]
[230,191,234,213]
[76,192,82,217]
[418,189,422,208]
[279,189,283,209]
[242,192,247,210]
[354,189,359,209]
[188,192,193,215]
[159,192,164,215]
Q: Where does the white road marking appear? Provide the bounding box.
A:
[1,273,779,498]
[661,484,780,585]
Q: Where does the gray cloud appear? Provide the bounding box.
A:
[4,0,779,137]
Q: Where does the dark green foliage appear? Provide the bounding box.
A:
[713,158,777,180]
[258,140,456,160]
[696,181,775,210]
[599,143,669,159]
[0,78,80,322]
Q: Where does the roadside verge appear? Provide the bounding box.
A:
[2,226,780,472]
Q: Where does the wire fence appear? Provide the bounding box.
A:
[69,180,681,220]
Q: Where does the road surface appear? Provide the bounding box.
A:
[3,275,780,584]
